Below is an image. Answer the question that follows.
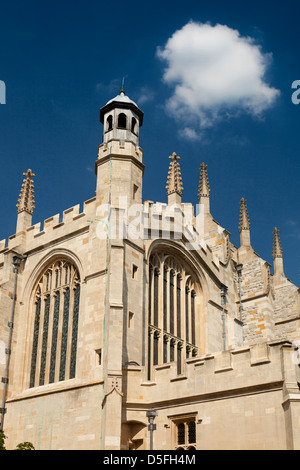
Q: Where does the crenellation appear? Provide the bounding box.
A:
[63,204,80,222]
[83,196,96,214]
[124,340,290,405]
[44,214,60,228]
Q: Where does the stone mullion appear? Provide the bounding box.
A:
[153,268,159,327]
[163,266,170,363]
[59,286,71,381]
[149,266,154,326]
[169,270,175,336]
[163,267,168,331]
[188,287,192,348]
[166,267,171,362]
[181,272,187,359]
[186,288,190,342]
[174,272,179,339]
[147,327,153,380]
[191,290,196,346]
[158,261,164,364]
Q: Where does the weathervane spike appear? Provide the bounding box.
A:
[121,77,125,94]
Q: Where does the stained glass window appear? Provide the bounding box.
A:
[29,293,41,388]
[49,291,60,384]
[59,287,70,381]
[29,260,80,388]
[70,284,80,379]
[148,254,198,380]
[39,295,50,386]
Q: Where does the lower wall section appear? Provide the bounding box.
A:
[123,389,287,450]
[3,341,300,450]
[122,341,300,450]
[5,383,102,450]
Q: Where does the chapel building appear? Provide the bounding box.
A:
[0,90,299,450]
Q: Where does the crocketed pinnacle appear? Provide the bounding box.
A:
[239,198,250,232]
[198,162,210,199]
[166,152,183,196]
[17,169,35,215]
[273,227,283,259]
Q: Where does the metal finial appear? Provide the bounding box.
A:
[120,77,125,94]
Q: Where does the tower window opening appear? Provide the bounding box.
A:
[133,184,138,201]
[106,115,113,131]
[131,117,137,133]
[132,264,138,280]
[118,113,127,129]
[95,348,102,365]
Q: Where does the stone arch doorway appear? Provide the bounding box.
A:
[121,420,147,450]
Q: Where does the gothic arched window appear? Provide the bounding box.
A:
[29,260,81,388]
[148,254,198,380]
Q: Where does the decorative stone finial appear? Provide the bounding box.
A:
[272,227,283,259]
[272,227,284,276]
[239,198,250,232]
[198,162,210,199]
[166,152,183,197]
[16,169,35,215]
[239,198,251,248]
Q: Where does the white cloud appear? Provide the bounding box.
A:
[95,78,121,94]
[157,21,280,137]
[136,86,156,105]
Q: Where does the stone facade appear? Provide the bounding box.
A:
[0,90,299,450]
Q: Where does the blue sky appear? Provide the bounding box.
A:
[0,0,299,285]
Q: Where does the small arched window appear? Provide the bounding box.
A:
[174,418,197,450]
[177,423,185,445]
[29,259,81,388]
[118,113,127,129]
[106,115,113,131]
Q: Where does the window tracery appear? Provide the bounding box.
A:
[148,254,198,380]
[29,260,80,388]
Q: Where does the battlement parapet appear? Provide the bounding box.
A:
[124,340,296,405]
[1,197,96,253]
